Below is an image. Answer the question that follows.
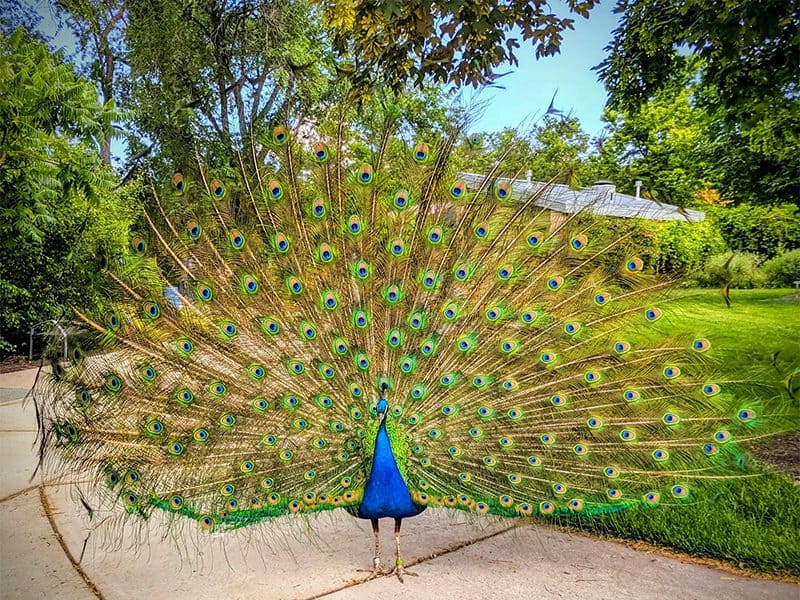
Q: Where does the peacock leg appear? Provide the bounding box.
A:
[357,519,383,578]
[391,517,418,583]
[371,518,382,573]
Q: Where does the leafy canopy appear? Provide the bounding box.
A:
[596,0,799,116]
[596,0,799,205]
[598,69,712,206]
[123,0,330,170]
[319,0,599,91]
[456,115,601,188]
[0,28,118,243]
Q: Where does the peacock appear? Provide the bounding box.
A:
[34,113,786,582]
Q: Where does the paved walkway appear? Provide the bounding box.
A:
[1,368,797,600]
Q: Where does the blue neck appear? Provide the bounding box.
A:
[356,419,423,520]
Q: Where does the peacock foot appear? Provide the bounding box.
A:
[391,560,418,583]
[356,557,385,580]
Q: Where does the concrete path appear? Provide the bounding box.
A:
[1,368,796,600]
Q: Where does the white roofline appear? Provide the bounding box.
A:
[458,173,705,222]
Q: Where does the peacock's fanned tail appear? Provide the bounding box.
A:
[36,119,784,536]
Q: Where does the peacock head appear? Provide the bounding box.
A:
[376,382,389,424]
[375,398,388,424]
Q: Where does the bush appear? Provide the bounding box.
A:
[584,216,727,276]
[759,249,800,288]
[644,219,726,274]
[692,252,765,288]
[708,203,800,257]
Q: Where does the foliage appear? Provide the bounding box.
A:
[0,28,119,243]
[0,0,42,37]
[692,253,765,289]
[0,29,132,354]
[455,116,602,187]
[759,250,800,289]
[0,182,137,355]
[583,216,724,276]
[526,116,600,186]
[55,0,127,164]
[708,204,800,258]
[319,0,600,91]
[643,219,726,274]
[596,0,800,205]
[701,96,800,206]
[122,0,330,171]
[597,0,799,116]
[356,85,455,143]
[597,67,713,206]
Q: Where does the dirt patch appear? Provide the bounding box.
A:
[750,430,800,480]
[0,355,40,374]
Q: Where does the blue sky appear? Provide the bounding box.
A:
[473,3,620,138]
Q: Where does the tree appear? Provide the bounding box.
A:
[56,0,127,165]
[123,0,330,172]
[319,0,600,91]
[701,94,800,206]
[455,115,601,187]
[526,116,599,187]
[598,73,713,206]
[597,0,799,117]
[0,0,42,37]
[0,29,131,353]
[596,0,800,204]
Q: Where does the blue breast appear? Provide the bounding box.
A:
[357,423,424,520]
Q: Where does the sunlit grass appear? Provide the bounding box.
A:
[667,287,800,374]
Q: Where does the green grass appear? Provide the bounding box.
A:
[558,288,800,577]
[666,287,800,375]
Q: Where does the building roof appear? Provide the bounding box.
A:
[458,173,705,222]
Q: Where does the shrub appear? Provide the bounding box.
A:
[759,250,800,288]
[584,216,726,276]
[692,252,765,288]
[708,204,800,258]
[644,219,726,274]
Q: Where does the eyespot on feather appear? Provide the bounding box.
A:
[357,164,373,184]
[570,235,587,251]
[495,181,511,200]
[267,179,282,200]
[450,179,466,198]
[131,236,146,254]
[312,142,328,162]
[172,171,185,194]
[209,179,225,199]
[272,125,288,144]
[393,189,411,209]
[626,257,644,272]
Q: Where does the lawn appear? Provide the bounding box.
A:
[555,288,800,576]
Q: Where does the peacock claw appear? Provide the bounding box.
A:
[356,557,385,580]
[391,563,417,583]
[356,568,385,580]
